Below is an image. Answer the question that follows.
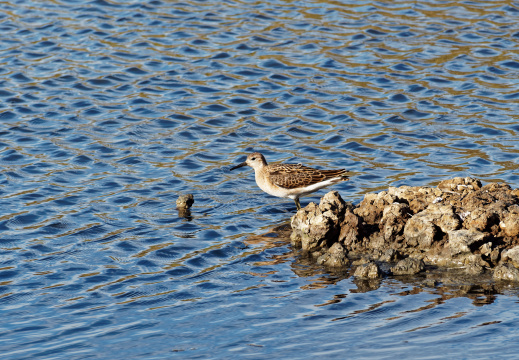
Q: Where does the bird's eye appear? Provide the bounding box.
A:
[251,157,256,161]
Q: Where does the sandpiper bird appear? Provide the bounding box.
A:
[230,152,349,210]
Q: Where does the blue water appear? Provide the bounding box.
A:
[1,0,519,358]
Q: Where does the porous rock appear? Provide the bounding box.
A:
[380,203,411,242]
[338,209,362,249]
[499,205,519,237]
[291,191,345,252]
[501,246,519,268]
[317,242,349,268]
[391,258,425,275]
[437,177,481,192]
[379,249,402,263]
[403,214,438,249]
[354,191,395,225]
[447,230,486,256]
[493,263,519,282]
[291,178,519,281]
[354,261,382,279]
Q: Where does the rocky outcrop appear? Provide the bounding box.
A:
[291,178,519,281]
[291,191,348,253]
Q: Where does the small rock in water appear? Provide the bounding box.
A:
[391,258,425,275]
[176,194,194,209]
[354,261,382,279]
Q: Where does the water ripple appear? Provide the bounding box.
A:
[0,0,518,358]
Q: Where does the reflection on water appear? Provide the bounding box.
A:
[1,0,519,358]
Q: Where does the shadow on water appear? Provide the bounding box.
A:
[248,223,519,307]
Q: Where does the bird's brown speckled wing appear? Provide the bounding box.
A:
[268,164,348,189]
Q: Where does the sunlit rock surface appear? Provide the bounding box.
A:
[291,178,519,280]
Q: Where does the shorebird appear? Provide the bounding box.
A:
[230,152,349,210]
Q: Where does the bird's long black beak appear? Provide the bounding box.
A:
[230,162,247,171]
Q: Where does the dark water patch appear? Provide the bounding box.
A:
[169,113,194,121]
[470,126,506,136]
[389,93,409,102]
[227,97,253,105]
[203,104,228,112]
[503,92,519,100]
[287,127,316,137]
[117,156,142,165]
[0,111,16,121]
[1,150,26,163]
[153,119,179,128]
[0,90,15,97]
[501,61,519,69]
[340,141,376,154]
[402,109,430,119]
[370,100,388,107]
[11,73,32,82]
[87,78,113,86]
[71,224,109,239]
[52,196,80,206]
[6,97,26,104]
[176,130,198,141]
[322,135,344,145]
[138,200,162,208]
[41,222,72,235]
[486,66,506,75]
[0,269,19,280]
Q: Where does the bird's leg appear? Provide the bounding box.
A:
[295,198,301,210]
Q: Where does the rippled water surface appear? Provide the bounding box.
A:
[1,0,519,358]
